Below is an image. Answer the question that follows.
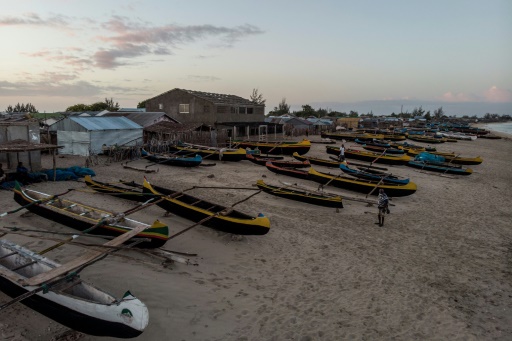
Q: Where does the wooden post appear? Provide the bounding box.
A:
[52,149,56,182]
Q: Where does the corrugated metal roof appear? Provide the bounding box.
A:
[103,112,180,126]
[70,116,143,131]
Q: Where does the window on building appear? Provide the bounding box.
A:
[247,108,254,114]
[159,103,163,110]
[204,105,210,113]
[217,106,227,114]
[230,107,237,114]
[239,107,246,114]
[179,104,190,113]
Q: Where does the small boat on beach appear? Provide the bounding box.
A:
[307,168,417,197]
[321,132,384,141]
[326,146,411,165]
[12,182,170,248]
[407,153,473,175]
[0,239,149,338]
[255,180,343,208]
[246,153,310,168]
[232,139,311,155]
[84,176,271,235]
[361,144,405,154]
[407,135,447,144]
[339,163,410,184]
[141,149,202,167]
[168,142,247,161]
[292,152,342,168]
[264,163,417,197]
[265,161,310,180]
[405,149,483,165]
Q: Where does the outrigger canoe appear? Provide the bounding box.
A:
[233,139,311,155]
[168,142,247,161]
[84,176,270,235]
[320,132,385,141]
[407,160,473,175]
[339,163,410,184]
[12,182,169,248]
[292,152,342,168]
[263,164,417,197]
[326,146,411,165]
[255,179,343,208]
[0,239,149,338]
[308,168,417,197]
[141,149,202,167]
[405,149,483,165]
[246,153,310,168]
[265,161,310,180]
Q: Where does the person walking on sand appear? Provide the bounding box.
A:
[377,188,390,227]
[338,144,345,162]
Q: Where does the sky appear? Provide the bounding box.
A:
[1,0,511,116]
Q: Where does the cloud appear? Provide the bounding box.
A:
[24,49,92,71]
[0,12,69,28]
[440,87,512,103]
[91,16,263,68]
[187,75,221,82]
[484,86,512,102]
[440,92,477,102]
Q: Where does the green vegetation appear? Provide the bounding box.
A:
[65,98,119,112]
[5,103,38,113]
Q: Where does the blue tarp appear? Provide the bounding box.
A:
[0,166,96,189]
[415,152,445,163]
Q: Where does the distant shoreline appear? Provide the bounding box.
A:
[472,121,512,138]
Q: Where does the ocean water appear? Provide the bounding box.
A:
[484,122,512,136]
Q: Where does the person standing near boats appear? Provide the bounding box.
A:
[338,144,346,162]
[377,188,390,227]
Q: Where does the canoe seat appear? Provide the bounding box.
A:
[10,260,37,271]
[190,200,202,206]
[0,251,17,260]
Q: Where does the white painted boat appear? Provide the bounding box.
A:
[0,239,149,338]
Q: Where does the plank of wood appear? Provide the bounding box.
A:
[22,224,147,286]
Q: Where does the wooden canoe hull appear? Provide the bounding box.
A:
[246,154,310,168]
[13,182,169,248]
[143,150,202,167]
[234,139,311,155]
[256,180,343,208]
[326,146,411,165]
[292,152,341,168]
[339,164,410,184]
[0,240,148,338]
[407,161,473,175]
[168,146,247,161]
[308,168,417,197]
[142,179,271,235]
[265,161,310,180]
[85,176,270,235]
[406,149,483,165]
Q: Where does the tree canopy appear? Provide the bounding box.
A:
[250,88,266,105]
[65,98,119,112]
[5,103,39,113]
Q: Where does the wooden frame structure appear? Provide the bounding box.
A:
[0,139,62,181]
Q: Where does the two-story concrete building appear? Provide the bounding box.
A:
[145,88,265,125]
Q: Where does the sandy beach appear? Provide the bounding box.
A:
[1,129,512,341]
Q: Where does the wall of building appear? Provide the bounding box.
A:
[146,89,265,124]
[0,123,42,171]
